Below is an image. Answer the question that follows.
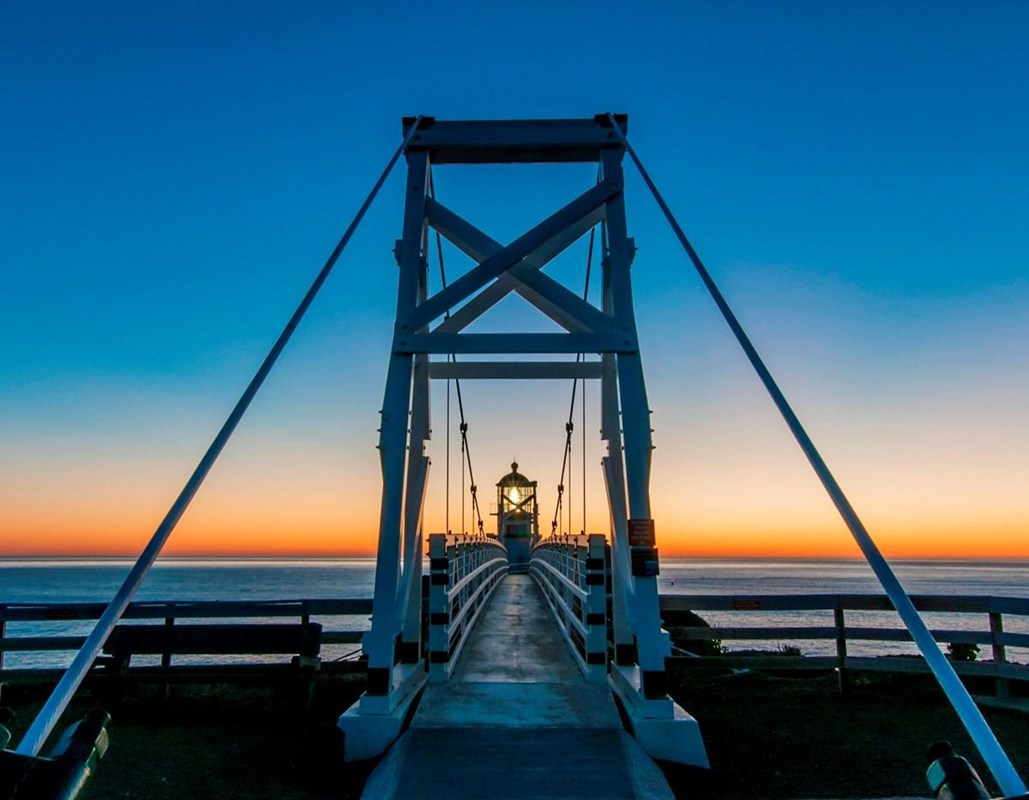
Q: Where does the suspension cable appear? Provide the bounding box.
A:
[551,222,596,536]
[16,116,425,757]
[429,173,453,533]
[446,369,451,532]
[605,112,1026,797]
[582,370,587,534]
[465,428,469,535]
[429,168,484,536]
[456,385,484,534]
[581,226,594,534]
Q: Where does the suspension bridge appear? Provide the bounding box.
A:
[1,115,1027,800]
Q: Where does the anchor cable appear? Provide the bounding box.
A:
[606,112,1026,797]
[16,116,426,758]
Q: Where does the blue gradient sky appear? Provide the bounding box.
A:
[2,2,1027,557]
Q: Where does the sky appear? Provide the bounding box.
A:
[1,1,1026,559]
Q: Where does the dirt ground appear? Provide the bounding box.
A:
[2,669,1027,799]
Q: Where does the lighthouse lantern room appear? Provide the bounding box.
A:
[496,462,538,570]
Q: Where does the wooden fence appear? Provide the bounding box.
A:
[661,594,1029,695]
[0,598,374,684]
[3,594,1029,696]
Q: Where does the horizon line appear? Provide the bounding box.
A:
[3,553,1029,563]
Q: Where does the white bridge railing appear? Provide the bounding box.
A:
[529,533,607,682]
[427,533,508,681]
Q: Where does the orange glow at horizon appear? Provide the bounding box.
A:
[4,507,1028,560]
[2,375,1026,560]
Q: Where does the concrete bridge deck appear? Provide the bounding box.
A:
[361,574,674,799]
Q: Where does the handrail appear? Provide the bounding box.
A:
[533,559,589,604]
[530,534,607,681]
[427,533,508,681]
[448,558,508,634]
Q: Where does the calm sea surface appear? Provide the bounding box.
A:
[2,558,1028,667]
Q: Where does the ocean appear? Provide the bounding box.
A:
[2,558,1028,668]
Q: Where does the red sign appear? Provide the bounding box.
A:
[628,519,655,547]
[733,600,762,610]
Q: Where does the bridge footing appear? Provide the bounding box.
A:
[337,663,426,762]
[610,664,709,768]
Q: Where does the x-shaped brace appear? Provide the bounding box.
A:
[401,180,620,334]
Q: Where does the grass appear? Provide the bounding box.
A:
[1,677,370,800]
[2,669,1028,799]
[663,665,1029,799]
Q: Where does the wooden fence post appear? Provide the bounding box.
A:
[834,606,848,697]
[159,612,175,701]
[989,611,1009,699]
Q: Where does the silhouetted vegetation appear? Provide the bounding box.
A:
[666,609,725,657]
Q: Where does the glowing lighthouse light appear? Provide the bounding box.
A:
[495,462,539,572]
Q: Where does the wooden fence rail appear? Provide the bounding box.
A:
[659,594,1029,696]
[0,599,374,684]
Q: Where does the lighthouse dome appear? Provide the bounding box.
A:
[497,461,529,487]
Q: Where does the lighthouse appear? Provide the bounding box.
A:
[495,462,538,572]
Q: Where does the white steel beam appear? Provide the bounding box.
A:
[395,332,632,355]
[602,149,670,701]
[427,361,603,380]
[366,150,429,695]
[398,354,430,659]
[601,353,636,657]
[403,115,628,164]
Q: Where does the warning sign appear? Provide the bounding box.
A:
[628,519,655,547]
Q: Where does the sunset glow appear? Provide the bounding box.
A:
[3,4,1026,561]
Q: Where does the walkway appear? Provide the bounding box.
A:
[360,574,674,799]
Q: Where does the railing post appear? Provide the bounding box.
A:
[459,539,469,625]
[834,605,848,697]
[989,610,1009,699]
[428,533,451,682]
[585,534,608,682]
[575,538,588,620]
